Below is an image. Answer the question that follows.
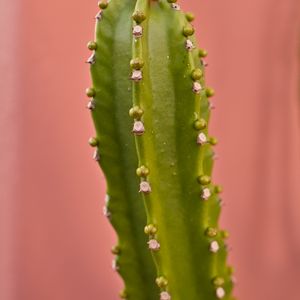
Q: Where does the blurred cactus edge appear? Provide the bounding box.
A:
[86,1,236,300]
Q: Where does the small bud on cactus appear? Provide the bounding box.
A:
[185,12,195,22]
[156,277,168,288]
[199,48,208,58]
[98,1,108,10]
[136,165,150,177]
[144,224,157,235]
[130,58,144,70]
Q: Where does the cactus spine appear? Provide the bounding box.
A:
[87,1,236,299]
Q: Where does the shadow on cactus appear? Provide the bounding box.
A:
[86,0,236,299]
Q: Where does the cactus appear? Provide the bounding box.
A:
[87,1,236,300]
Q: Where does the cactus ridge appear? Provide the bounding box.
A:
[88,1,235,299]
[88,1,159,299]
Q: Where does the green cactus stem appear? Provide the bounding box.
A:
[87,1,236,299]
[88,0,158,299]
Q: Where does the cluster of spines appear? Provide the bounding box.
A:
[86,1,236,299]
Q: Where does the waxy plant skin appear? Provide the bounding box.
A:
[86,1,236,299]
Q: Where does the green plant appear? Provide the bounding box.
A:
[86,1,236,299]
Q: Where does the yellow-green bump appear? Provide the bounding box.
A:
[98,1,108,10]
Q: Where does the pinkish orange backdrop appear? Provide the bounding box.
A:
[0,0,300,300]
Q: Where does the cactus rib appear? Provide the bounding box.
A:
[89,0,158,299]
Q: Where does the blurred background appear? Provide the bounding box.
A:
[0,0,300,299]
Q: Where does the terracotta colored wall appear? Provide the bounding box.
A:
[0,0,299,300]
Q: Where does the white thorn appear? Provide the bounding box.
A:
[132,121,145,135]
[193,82,202,94]
[131,69,142,81]
[202,60,208,67]
[197,132,207,145]
[202,188,211,200]
[87,99,96,110]
[132,25,143,38]
[148,239,160,251]
[171,3,180,10]
[216,287,225,299]
[160,291,171,300]
[103,206,111,218]
[112,259,119,271]
[93,149,100,161]
[139,181,151,193]
[212,152,219,160]
[231,276,237,284]
[185,39,194,51]
[209,102,216,110]
[105,194,110,203]
[86,53,96,65]
[210,241,220,253]
[95,11,103,20]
